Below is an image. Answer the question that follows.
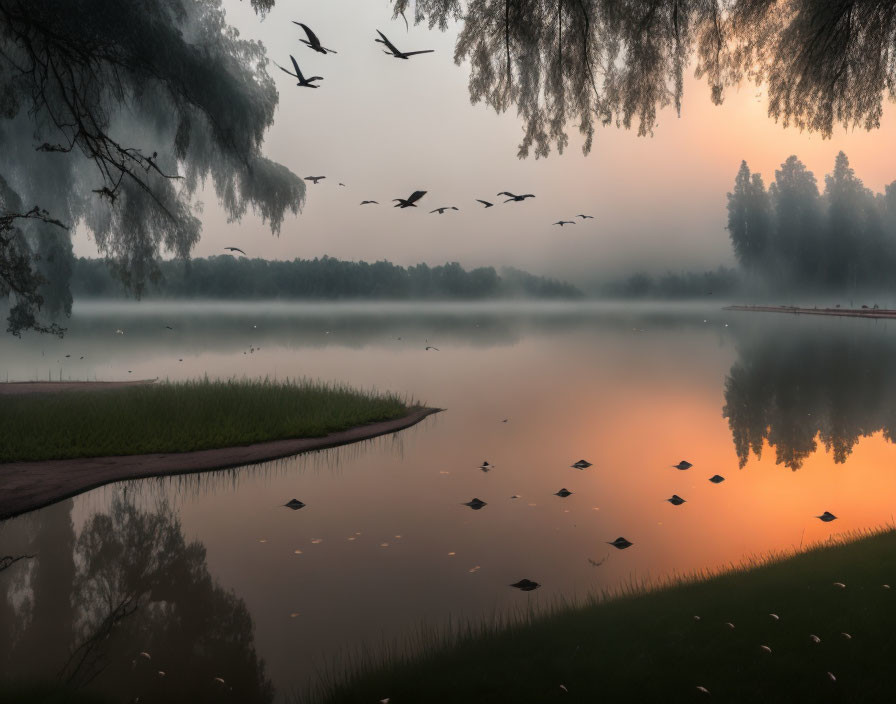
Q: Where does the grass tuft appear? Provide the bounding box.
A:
[0,377,410,462]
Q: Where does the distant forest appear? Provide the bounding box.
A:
[600,267,741,299]
[728,151,896,291]
[71,257,583,300]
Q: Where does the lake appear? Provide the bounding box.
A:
[3,300,896,702]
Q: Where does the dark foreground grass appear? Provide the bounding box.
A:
[317,528,896,704]
[0,378,409,462]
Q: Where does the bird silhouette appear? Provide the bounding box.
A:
[275,55,323,88]
[510,579,541,592]
[476,199,494,208]
[224,247,246,256]
[554,220,575,226]
[360,200,379,205]
[293,22,337,54]
[430,206,459,214]
[393,190,427,208]
[425,345,440,351]
[375,30,434,59]
[498,191,535,202]
[305,176,326,184]
[608,537,633,550]
[577,214,594,219]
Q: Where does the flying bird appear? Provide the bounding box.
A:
[554,220,575,227]
[430,207,459,214]
[293,22,337,54]
[275,55,323,88]
[305,176,326,184]
[224,247,246,256]
[360,200,379,205]
[393,190,427,208]
[375,30,434,59]
[476,199,494,208]
[425,345,439,351]
[498,191,535,202]
[577,214,594,219]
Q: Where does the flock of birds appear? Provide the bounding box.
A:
[214,19,596,260]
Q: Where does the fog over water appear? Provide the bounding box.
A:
[4,302,896,701]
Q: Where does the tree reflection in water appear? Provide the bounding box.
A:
[723,321,896,470]
[0,495,273,703]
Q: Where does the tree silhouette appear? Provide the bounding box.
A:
[0,0,304,334]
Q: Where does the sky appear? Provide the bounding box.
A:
[72,0,896,285]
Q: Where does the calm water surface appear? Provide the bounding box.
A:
[3,301,896,702]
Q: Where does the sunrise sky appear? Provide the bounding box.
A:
[71,0,896,284]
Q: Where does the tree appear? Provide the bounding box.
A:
[0,0,304,335]
[823,151,874,290]
[769,156,821,283]
[395,1,896,157]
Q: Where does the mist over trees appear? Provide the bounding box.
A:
[727,152,896,292]
[71,257,582,301]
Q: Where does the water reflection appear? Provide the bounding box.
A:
[724,318,896,470]
[0,496,272,702]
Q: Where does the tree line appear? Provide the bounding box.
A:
[71,257,582,301]
[727,152,896,292]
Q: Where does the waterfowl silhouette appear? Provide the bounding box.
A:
[304,176,326,184]
[571,459,592,469]
[553,220,575,226]
[607,537,633,549]
[476,199,494,208]
[393,190,427,208]
[498,191,535,202]
[430,206,459,214]
[284,499,306,510]
[709,474,725,483]
[464,498,487,510]
[224,247,246,255]
[555,488,573,497]
[360,200,379,205]
[275,55,323,88]
[817,511,837,522]
[674,460,693,470]
[425,345,439,351]
[480,461,491,469]
[667,494,686,506]
[375,30,434,59]
[293,22,337,54]
[576,214,594,219]
[510,579,541,592]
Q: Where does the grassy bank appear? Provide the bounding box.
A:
[0,378,409,462]
[318,528,896,703]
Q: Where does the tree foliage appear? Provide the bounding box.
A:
[394,1,896,157]
[726,152,896,291]
[0,0,304,334]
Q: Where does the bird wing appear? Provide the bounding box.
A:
[522,194,535,198]
[274,61,298,79]
[376,30,402,55]
[227,247,246,255]
[402,50,435,56]
[407,190,427,204]
[476,199,493,206]
[429,208,441,213]
[294,22,320,47]
[290,55,305,82]
[497,191,516,197]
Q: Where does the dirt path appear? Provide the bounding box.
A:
[0,407,441,520]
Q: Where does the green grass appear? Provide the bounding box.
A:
[0,378,410,462]
[315,528,896,703]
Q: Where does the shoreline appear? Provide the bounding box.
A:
[725,304,896,319]
[0,406,441,521]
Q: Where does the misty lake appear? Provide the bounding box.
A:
[3,300,896,702]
